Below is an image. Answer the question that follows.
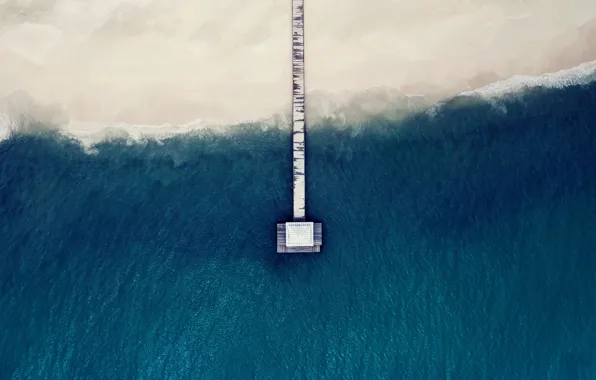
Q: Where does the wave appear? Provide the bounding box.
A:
[423,60,596,118]
[458,60,596,98]
[1,60,596,147]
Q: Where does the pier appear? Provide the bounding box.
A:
[276,0,323,253]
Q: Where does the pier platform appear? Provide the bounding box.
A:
[276,222,322,253]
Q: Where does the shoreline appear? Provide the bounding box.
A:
[1,59,595,146]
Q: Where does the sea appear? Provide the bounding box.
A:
[1,78,596,379]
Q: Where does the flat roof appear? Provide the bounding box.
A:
[285,222,314,247]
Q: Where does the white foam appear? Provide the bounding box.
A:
[61,118,236,147]
[423,60,596,118]
[459,60,596,98]
[0,87,290,147]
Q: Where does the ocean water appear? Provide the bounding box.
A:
[1,82,596,379]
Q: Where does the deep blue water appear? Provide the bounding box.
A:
[1,83,596,379]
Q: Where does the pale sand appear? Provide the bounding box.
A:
[0,0,595,138]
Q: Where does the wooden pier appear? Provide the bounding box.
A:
[291,0,306,220]
[276,0,323,253]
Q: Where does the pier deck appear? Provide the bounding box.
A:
[275,0,323,254]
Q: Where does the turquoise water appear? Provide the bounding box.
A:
[1,83,596,379]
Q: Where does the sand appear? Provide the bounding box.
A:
[0,0,595,136]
